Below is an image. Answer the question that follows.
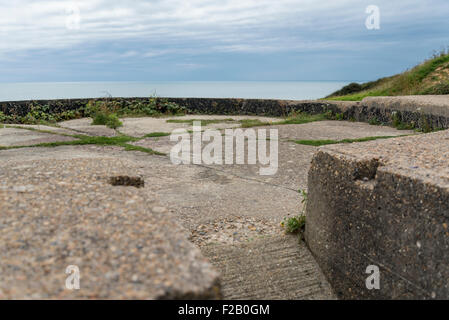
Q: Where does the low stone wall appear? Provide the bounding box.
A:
[0,97,342,118]
[305,131,449,299]
[2,96,448,130]
[168,98,343,116]
[0,99,90,117]
[344,96,449,130]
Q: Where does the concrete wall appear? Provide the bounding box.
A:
[2,95,448,130]
[0,97,342,117]
[345,96,449,130]
[305,131,449,299]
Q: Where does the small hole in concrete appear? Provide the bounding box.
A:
[109,176,145,188]
[353,158,381,181]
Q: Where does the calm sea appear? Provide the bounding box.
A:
[0,81,351,102]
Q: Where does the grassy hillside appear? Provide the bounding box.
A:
[326,50,449,101]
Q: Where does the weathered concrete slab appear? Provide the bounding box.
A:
[5,124,79,136]
[134,137,313,191]
[59,118,118,137]
[0,145,305,299]
[0,157,220,299]
[4,96,449,300]
[363,95,449,117]
[271,121,414,141]
[1,118,413,300]
[119,115,281,137]
[1,144,299,249]
[133,121,414,190]
[0,145,120,162]
[202,235,335,300]
[0,127,77,147]
[120,152,302,230]
[305,130,449,299]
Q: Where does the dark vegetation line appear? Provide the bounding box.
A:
[0,97,187,128]
[292,135,408,147]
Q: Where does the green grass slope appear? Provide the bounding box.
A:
[326,50,449,101]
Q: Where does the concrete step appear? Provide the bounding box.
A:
[201,234,335,300]
[306,129,449,299]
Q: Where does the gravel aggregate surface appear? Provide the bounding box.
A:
[0,157,220,299]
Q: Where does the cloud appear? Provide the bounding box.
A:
[2,0,447,56]
[1,0,449,81]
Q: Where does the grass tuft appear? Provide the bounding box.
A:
[281,189,308,237]
[166,118,235,126]
[239,112,329,128]
[293,135,402,146]
[143,132,171,138]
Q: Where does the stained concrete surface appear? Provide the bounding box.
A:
[0,118,413,299]
[306,130,449,299]
[0,127,77,147]
[0,157,220,299]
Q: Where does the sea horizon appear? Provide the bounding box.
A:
[0,80,355,102]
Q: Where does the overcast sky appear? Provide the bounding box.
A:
[1,0,449,82]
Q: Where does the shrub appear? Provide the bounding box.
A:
[88,100,122,128]
[281,189,308,235]
[0,103,82,125]
[282,215,306,234]
[419,114,433,133]
[0,111,7,123]
[334,113,345,121]
[165,101,186,115]
[92,113,110,125]
[86,97,186,119]
[330,82,362,96]
[92,112,122,129]
[420,81,449,95]
[391,112,401,128]
[105,114,123,129]
[369,117,381,125]
[1,97,186,126]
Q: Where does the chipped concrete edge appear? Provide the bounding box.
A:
[304,139,449,300]
[303,96,449,299]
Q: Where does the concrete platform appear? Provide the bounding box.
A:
[59,118,118,137]
[2,95,449,300]
[0,127,77,147]
[0,117,420,300]
[133,121,414,190]
[5,124,79,136]
[119,115,281,137]
[305,130,449,299]
[0,157,220,299]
